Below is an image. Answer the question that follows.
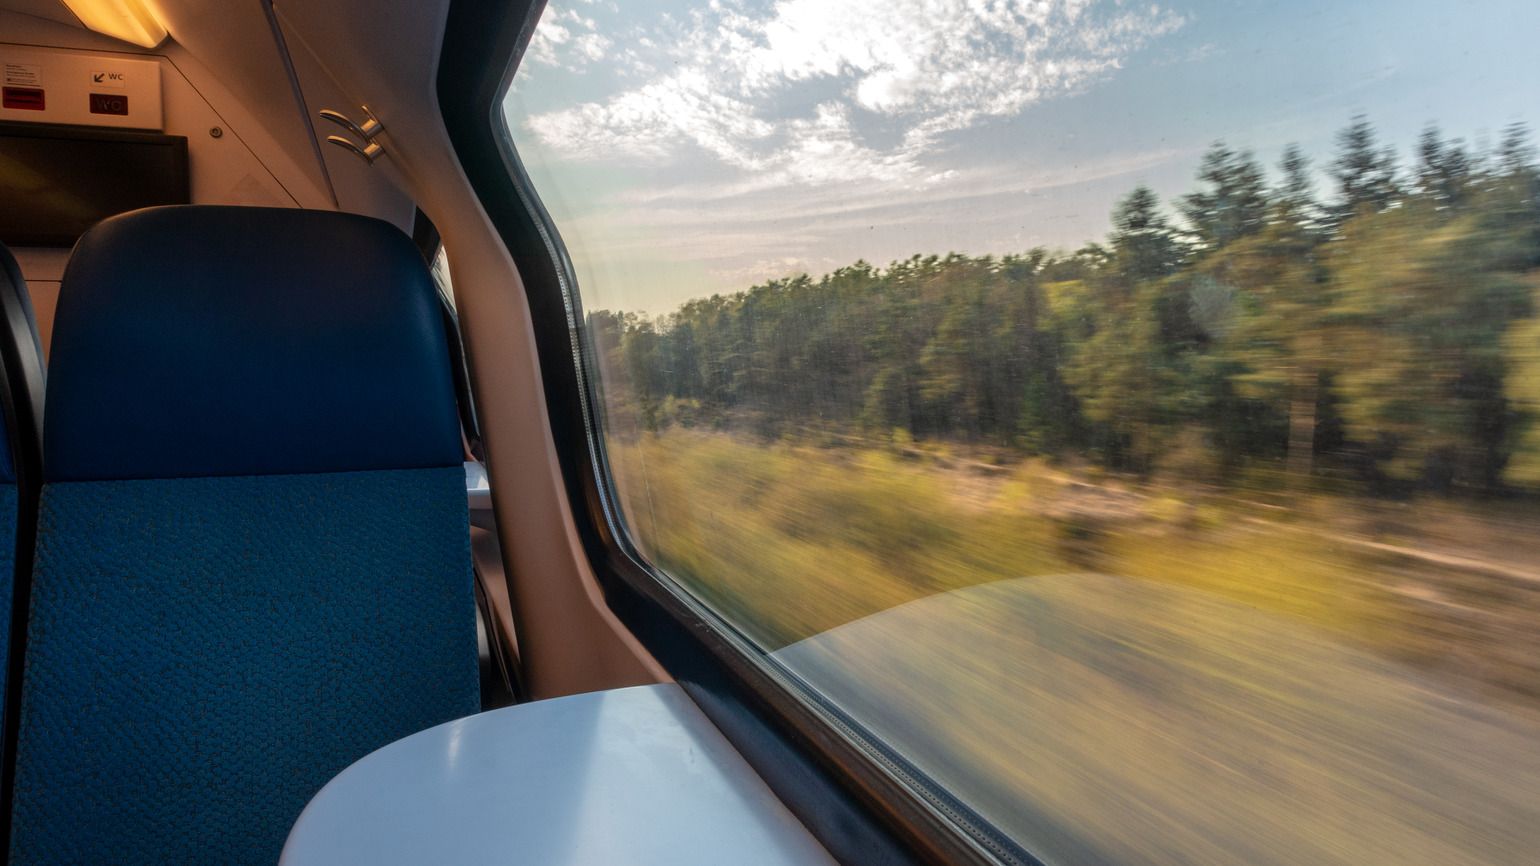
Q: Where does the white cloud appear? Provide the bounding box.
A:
[528,69,775,165]
[603,144,1189,246]
[708,255,841,287]
[524,0,1184,186]
[524,7,613,71]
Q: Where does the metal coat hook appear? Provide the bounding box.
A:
[325,135,384,164]
[320,105,385,165]
[320,106,383,141]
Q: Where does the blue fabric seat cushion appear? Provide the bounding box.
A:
[9,466,479,866]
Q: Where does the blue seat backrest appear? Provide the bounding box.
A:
[8,207,480,866]
[0,241,44,762]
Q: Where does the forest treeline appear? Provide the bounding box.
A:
[588,117,1540,492]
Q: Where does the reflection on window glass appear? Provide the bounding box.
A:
[504,1,1540,863]
[430,246,455,310]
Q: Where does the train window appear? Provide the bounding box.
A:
[502,1,1540,863]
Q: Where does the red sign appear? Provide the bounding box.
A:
[2,87,45,110]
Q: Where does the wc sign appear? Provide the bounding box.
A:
[90,70,126,89]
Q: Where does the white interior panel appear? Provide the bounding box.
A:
[0,44,162,128]
[273,10,412,232]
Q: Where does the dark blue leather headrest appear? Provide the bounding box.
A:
[46,206,464,482]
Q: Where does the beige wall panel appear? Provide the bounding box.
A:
[275,0,667,697]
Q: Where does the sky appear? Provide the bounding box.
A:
[501,0,1540,315]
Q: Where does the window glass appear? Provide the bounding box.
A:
[503,2,1540,863]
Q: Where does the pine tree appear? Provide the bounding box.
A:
[1182,142,1269,252]
[1273,143,1321,234]
[1330,114,1400,224]
[1415,123,1475,212]
[1493,122,1540,269]
[1110,186,1183,284]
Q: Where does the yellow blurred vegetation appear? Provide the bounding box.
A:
[607,429,1540,707]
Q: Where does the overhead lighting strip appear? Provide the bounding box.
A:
[58,0,167,49]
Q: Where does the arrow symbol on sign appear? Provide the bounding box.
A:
[92,73,104,82]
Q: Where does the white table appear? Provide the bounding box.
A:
[280,684,837,866]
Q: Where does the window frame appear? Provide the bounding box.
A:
[436,2,1044,864]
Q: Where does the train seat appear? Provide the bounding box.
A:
[7,206,480,866]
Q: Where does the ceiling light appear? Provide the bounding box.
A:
[59,0,167,49]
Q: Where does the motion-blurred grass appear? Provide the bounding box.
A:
[607,430,1531,673]
[605,430,1540,865]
